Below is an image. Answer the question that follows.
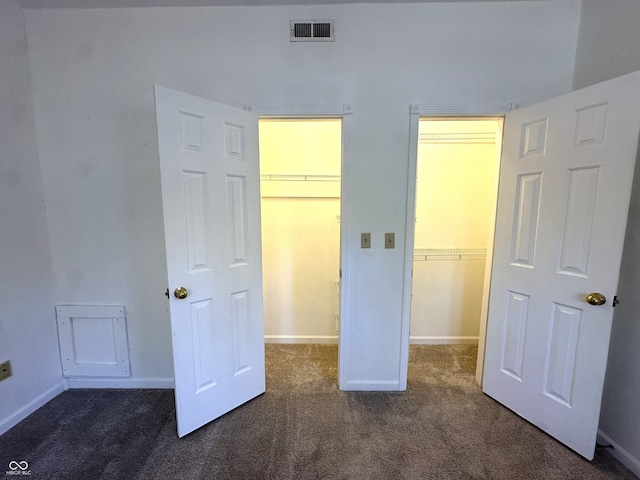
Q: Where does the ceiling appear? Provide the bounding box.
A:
[15,0,547,9]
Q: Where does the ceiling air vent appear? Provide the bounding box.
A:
[290,20,335,42]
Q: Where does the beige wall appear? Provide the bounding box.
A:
[414,120,499,249]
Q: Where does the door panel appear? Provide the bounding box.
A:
[511,172,542,267]
[483,71,640,459]
[501,290,528,381]
[155,85,265,438]
[558,167,599,275]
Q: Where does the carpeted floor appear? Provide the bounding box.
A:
[0,344,636,479]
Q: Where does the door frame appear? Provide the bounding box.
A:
[400,104,514,389]
[245,104,353,389]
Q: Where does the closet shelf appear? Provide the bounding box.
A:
[414,247,487,261]
[419,132,496,145]
[260,174,341,198]
[261,174,340,182]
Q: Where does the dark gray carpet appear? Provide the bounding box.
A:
[0,344,636,479]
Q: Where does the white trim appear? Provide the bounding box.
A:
[597,430,640,477]
[251,105,353,391]
[67,377,174,389]
[400,106,513,392]
[343,380,402,391]
[264,335,338,344]
[410,104,516,116]
[410,336,479,345]
[0,381,66,436]
[398,109,421,391]
[475,119,504,386]
[338,111,353,390]
[245,104,353,116]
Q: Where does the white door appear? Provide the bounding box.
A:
[483,71,640,459]
[155,85,265,438]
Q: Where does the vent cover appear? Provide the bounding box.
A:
[290,20,335,42]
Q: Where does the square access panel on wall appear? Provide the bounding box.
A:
[56,305,130,377]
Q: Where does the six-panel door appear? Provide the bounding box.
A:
[483,71,640,459]
[155,85,265,438]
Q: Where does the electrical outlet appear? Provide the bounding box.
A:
[361,232,371,249]
[385,232,395,249]
[0,360,12,382]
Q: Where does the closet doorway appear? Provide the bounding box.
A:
[259,118,343,344]
[410,118,503,348]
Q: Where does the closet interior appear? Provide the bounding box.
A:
[411,118,503,344]
[259,118,342,344]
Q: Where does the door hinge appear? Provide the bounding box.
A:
[613,295,619,307]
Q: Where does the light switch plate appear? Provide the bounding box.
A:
[0,360,12,382]
[385,232,395,249]
[361,233,371,249]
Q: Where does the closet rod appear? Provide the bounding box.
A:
[419,132,496,145]
[261,174,340,182]
[413,247,487,261]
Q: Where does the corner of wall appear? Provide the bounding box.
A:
[572,0,640,90]
[0,0,64,435]
[571,0,640,472]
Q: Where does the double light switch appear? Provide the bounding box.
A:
[360,232,395,249]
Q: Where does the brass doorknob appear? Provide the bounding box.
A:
[174,287,188,300]
[586,292,606,306]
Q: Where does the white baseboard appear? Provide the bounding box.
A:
[410,336,479,345]
[597,430,640,477]
[264,335,339,344]
[341,379,402,391]
[67,377,174,389]
[0,381,66,436]
[265,335,477,345]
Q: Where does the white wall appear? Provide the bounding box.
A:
[573,1,640,474]
[573,0,640,90]
[23,1,581,389]
[0,0,63,434]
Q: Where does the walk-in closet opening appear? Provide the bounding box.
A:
[410,118,503,352]
[259,118,342,346]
